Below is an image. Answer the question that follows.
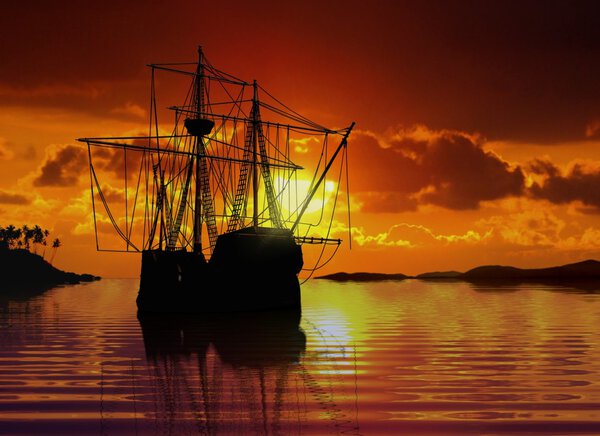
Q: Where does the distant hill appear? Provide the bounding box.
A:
[316,260,600,283]
[315,272,409,282]
[416,271,462,279]
[462,259,600,281]
[0,248,100,291]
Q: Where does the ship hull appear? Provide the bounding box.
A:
[137,228,303,313]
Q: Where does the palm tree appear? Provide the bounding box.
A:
[4,225,21,249]
[2,224,54,255]
[0,226,7,249]
[32,225,46,254]
[49,238,61,265]
[22,225,33,250]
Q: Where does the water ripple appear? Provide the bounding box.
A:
[1,278,600,434]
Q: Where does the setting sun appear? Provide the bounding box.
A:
[277,177,337,216]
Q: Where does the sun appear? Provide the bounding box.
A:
[276,177,337,216]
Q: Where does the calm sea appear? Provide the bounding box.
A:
[1,278,600,435]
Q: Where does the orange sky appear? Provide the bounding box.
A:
[3,1,600,278]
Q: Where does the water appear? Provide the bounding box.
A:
[1,279,600,435]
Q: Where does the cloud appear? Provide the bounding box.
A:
[354,192,418,213]
[350,223,491,248]
[33,145,87,187]
[110,101,145,119]
[351,126,525,212]
[97,185,127,203]
[91,144,144,181]
[478,208,565,248]
[0,138,14,159]
[586,120,600,138]
[478,205,600,253]
[420,133,525,209]
[559,227,600,251]
[529,159,600,212]
[0,138,37,161]
[289,136,320,154]
[0,189,30,204]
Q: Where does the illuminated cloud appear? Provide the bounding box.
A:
[97,185,127,203]
[73,213,113,236]
[60,190,93,217]
[529,159,600,212]
[352,126,525,212]
[478,208,565,248]
[559,227,600,251]
[33,145,87,187]
[0,189,30,204]
[350,223,491,248]
[478,205,600,254]
[290,137,319,154]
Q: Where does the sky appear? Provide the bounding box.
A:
[2,1,600,277]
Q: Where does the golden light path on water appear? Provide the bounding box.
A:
[1,278,600,434]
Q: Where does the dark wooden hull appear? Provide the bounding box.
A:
[137,228,303,313]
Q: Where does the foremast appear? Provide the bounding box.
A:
[185,46,217,254]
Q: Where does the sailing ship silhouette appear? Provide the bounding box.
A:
[79,47,354,312]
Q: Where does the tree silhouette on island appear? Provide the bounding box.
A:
[0,224,99,291]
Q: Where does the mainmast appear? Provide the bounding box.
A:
[252,80,259,231]
[183,46,215,254]
[193,47,204,253]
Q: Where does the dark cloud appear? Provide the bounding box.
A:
[97,185,125,203]
[349,134,428,194]
[529,159,560,177]
[529,160,600,211]
[420,134,525,209]
[351,129,525,212]
[0,189,30,204]
[355,192,418,214]
[2,1,600,142]
[33,145,87,187]
[91,143,144,181]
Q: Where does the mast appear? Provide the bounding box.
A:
[193,47,205,253]
[252,80,259,231]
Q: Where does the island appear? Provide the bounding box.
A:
[0,224,100,291]
[0,248,100,290]
[314,272,409,282]
[316,259,600,283]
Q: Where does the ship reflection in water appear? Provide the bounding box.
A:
[135,310,360,435]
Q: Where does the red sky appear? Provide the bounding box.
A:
[3,1,600,277]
